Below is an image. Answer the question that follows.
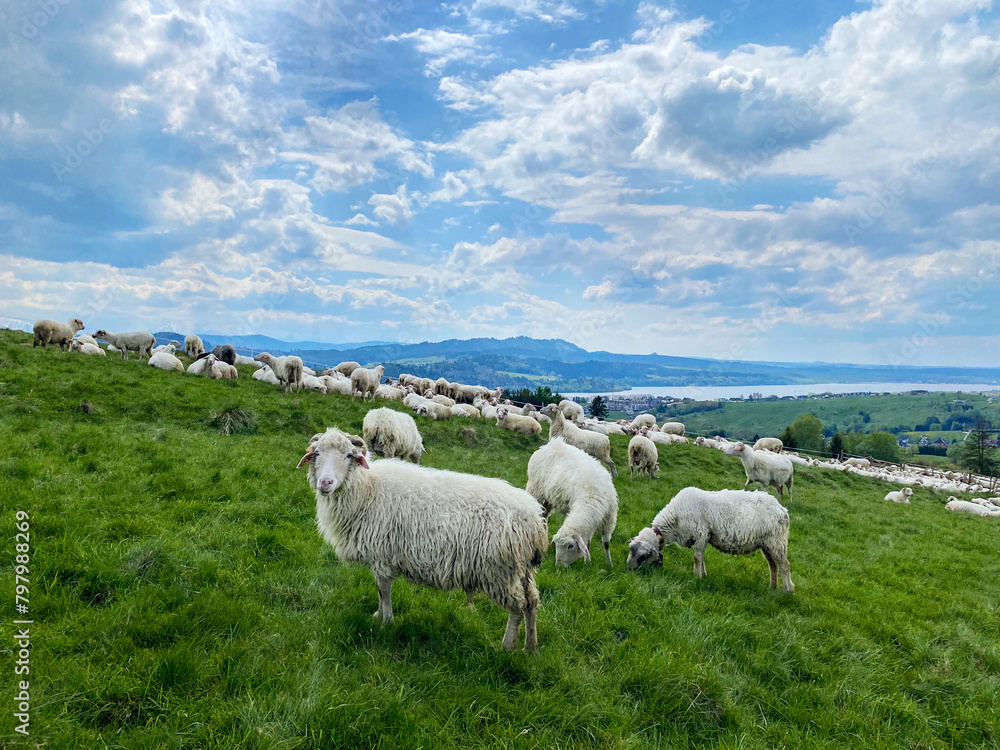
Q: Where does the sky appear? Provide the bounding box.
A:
[1,0,999,366]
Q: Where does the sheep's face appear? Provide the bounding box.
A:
[553,533,590,566]
[94,329,109,339]
[70,318,84,331]
[626,528,663,570]
[298,429,369,495]
[723,442,746,457]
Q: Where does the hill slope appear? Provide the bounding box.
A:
[2,329,998,749]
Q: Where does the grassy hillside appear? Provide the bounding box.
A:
[2,329,999,749]
[667,391,1000,441]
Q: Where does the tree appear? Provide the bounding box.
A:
[855,431,900,462]
[955,420,998,478]
[589,395,609,419]
[786,413,825,453]
[828,432,845,460]
[779,425,796,450]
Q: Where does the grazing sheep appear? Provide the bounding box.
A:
[451,403,481,418]
[351,365,385,401]
[557,399,585,423]
[542,404,617,477]
[32,318,85,350]
[496,406,542,438]
[629,414,657,432]
[211,344,237,366]
[68,339,106,356]
[299,427,547,651]
[884,488,913,504]
[723,442,794,500]
[148,351,183,371]
[184,334,205,358]
[253,352,303,393]
[628,435,659,478]
[660,421,686,436]
[627,487,794,591]
[334,361,362,377]
[416,401,452,420]
[363,407,424,464]
[945,498,1000,517]
[526,438,618,566]
[753,437,784,453]
[844,457,871,469]
[94,329,155,361]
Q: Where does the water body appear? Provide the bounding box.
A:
[564,382,1000,401]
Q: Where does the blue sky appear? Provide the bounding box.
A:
[1,0,999,365]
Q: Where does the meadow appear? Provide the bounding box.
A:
[1,329,999,749]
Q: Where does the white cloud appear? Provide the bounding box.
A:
[385,28,483,76]
[369,185,415,226]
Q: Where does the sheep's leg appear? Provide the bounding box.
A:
[502,611,523,652]
[772,550,795,593]
[523,603,538,653]
[373,575,395,623]
[692,545,706,578]
[465,591,476,611]
[607,459,618,478]
[762,549,778,588]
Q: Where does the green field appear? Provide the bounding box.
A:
[2,329,1000,749]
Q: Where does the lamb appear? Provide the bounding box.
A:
[148,351,183,371]
[252,365,280,385]
[557,399,585,423]
[723,442,794,500]
[496,406,543,438]
[184,334,205,358]
[945,498,1000,517]
[74,334,98,347]
[451,403,481,418]
[93,329,155,360]
[299,427,547,651]
[660,421,686,436]
[542,404,617,477]
[252,352,303,393]
[363,407,425,464]
[32,318,85,350]
[884,488,913,504]
[695,436,718,448]
[335,361,362,377]
[628,435,659,478]
[350,365,385,401]
[627,487,794,591]
[753,437,784,453]
[68,339,106,356]
[211,344,237,366]
[416,401,453,420]
[525,438,618,566]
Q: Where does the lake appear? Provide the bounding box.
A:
[564,382,1000,401]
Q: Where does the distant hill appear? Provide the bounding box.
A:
[152,332,392,352]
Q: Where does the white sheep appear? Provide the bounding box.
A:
[375,384,405,400]
[74,334,98,347]
[415,401,452,420]
[321,375,353,396]
[363,407,424,464]
[481,403,500,420]
[627,487,794,591]
[152,344,176,355]
[299,427,547,651]
[844,457,871,469]
[525,438,618,566]
[434,377,451,396]
[602,422,626,436]
[660,421,686,436]
[628,435,659,478]
[335,361,362,376]
[186,354,216,376]
[403,392,430,411]
[148,351,183,371]
[209,361,238,380]
[93,329,155,360]
[884,488,913,504]
[184,334,204,358]
[542,404,617,477]
[753,437,784,453]
[253,352,303,393]
[68,339,106,356]
[451,403,481,418]
[556,400,585,423]
[253,365,280,385]
[235,354,263,367]
[945,498,1000,517]
[496,406,542,439]
[33,317,84,350]
[426,390,456,407]
[629,414,657,432]
[695,436,718,448]
[351,365,385,401]
[723,442,794,500]
[301,374,328,393]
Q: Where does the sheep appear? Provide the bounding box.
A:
[184,334,204,358]
[235,354,263,367]
[582,420,609,435]
[32,318,85,350]
[415,401,452,420]
[629,414,657,432]
[557,399,585,423]
[335,361,362,377]
[363,407,424,464]
[525,438,618,566]
[541,404,617,477]
[696,436,718,448]
[884,488,913,504]
[93,329,155,360]
[945,498,1000,517]
[844,457,871,469]
[628,435,659,478]
[301,374,328,393]
[627,487,794,591]
[403,392,430,410]
[211,344,237,366]
[168,339,182,349]
[753,437,784,453]
[481,403,500,420]
[351,365,385,401]
[602,422,626,436]
[74,334,98,347]
[299,427,547,651]
[252,365,280,385]
[496,406,542,438]
[152,344,176,355]
[642,429,681,446]
[148,351,183,371]
[253,352,303,393]
[68,339,106,356]
[187,353,217,376]
[660,421,686,436]
[530,412,551,426]
[723,442,794,500]
[302,365,316,377]
[451,403,481,418]
[375,384,405,400]
[209,361,238,380]
[322,375,353,396]
[434,377,451,396]
[426,391,456,407]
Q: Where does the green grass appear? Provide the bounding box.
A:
[2,329,1000,749]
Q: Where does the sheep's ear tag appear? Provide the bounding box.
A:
[356,453,370,469]
[297,451,316,469]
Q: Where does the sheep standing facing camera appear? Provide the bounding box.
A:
[299,427,547,651]
[628,434,659,478]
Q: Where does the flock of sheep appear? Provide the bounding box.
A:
[32,317,998,651]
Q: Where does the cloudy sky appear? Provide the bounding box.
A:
[1,0,998,365]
